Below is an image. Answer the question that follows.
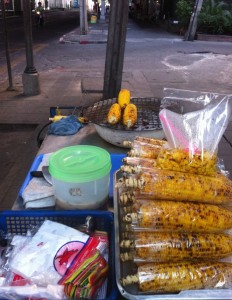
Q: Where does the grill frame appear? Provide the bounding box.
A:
[83,97,163,132]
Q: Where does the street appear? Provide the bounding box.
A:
[0,9,80,84]
[1,15,232,96]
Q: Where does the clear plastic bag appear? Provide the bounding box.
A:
[159,88,232,175]
[120,230,232,263]
[121,199,232,233]
[119,168,232,204]
[121,261,232,293]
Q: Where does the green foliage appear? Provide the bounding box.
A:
[198,0,232,34]
[175,0,194,28]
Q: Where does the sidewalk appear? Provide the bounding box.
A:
[60,21,108,44]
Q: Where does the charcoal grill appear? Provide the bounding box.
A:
[83,97,165,148]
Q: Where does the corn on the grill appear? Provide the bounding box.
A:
[118,89,131,109]
[156,148,217,176]
[123,103,137,129]
[121,261,232,292]
[107,103,122,125]
[120,231,232,262]
[122,200,232,232]
[121,168,232,204]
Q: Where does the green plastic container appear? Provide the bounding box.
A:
[49,145,112,209]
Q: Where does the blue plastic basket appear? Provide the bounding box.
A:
[18,153,126,202]
[0,210,117,300]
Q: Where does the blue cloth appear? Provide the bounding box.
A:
[48,115,84,136]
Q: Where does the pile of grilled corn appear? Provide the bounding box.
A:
[106,89,137,129]
[116,135,232,294]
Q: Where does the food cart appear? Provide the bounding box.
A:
[1,89,232,299]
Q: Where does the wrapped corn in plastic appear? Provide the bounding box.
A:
[127,140,164,159]
[120,157,157,174]
[120,231,232,263]
[123,137,166,148]
[122,200,232,233]
[122,156,156,168]
[118,168,232,204]
[159,94,232,177]
[156,148,217,176]
[121,261,232,293]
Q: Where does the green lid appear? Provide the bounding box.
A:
[49,145,111,183]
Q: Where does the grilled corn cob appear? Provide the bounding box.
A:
[122,156,156,168]
[134,136,166,146]
[123,103,137,129]
[121,261,232,292]
[120,169,232,204]
[118,89,131,109]
[120,190,135,205]
[127,141,162,159]
[123,137,166,148]
[107,103,121,125]
[122,200,232,232]
[120,232,232,262]
[157,148,217,176]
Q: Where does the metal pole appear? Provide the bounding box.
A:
[22,0,40,95]
[1,0,14,91]
[23,0,37,74]
[100,0,105,21]
[103,0,129,99]
[185,0,203,41]
[79,0,88,35]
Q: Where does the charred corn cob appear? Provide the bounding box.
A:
[122,200,232,232]
[121,261,232,292]
[123,103,137,129]
[157,148,217,176]
[107,103,122,125]
[134,136,166,146]
[120,190,135,205]
[127,143,162,159]
[123,137,166,148]
[118,89,131,109]
[120,231,232,262]
[120,168,232,204]
[122,156,156,168]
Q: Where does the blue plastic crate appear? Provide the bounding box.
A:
[18,153,126,201]
[0,210,117,300]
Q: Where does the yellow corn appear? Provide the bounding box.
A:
[121,168,232,204]
[120,232,232,262]
[134,136,166,146]
[118,89,131,109]
[107,103,122,125]
[121,156,157,174]
[122,156,156,168]
[119,190,135,205]
[127,141,162,159]
[121,261,232,292]
[122,200,232,232]
[123,103,137,129]
[156,148,217,176]
[123,137,166,148]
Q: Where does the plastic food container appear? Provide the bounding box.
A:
[49,145,112,209]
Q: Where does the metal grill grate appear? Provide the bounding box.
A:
[83,97,163,131]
